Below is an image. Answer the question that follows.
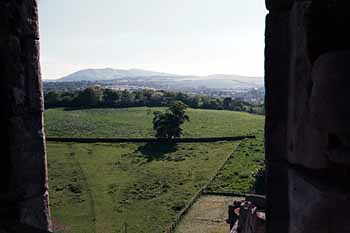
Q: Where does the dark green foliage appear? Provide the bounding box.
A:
[73,86,103,107]
[153,101,189,139]
[44,87,264,114]
[45,91,61,107]
[102,88,120,107]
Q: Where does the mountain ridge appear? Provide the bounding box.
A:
[56,68,179,82]
[53,68,263,85]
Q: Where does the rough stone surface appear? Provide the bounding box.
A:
[8,114,48,199]
[0,36,44,116]
[289,169,350,233]
[266,0,350,232]
[17,192,51,231]
[286,1,329,169]
[266,162,289,233]
[0,1,40,39]
[0,0,51,231]
[264,11,291,163]
[0,222,51,233]
[311,51,350,133]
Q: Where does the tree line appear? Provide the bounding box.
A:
[44,86,264,114]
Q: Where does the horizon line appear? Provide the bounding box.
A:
[42,67,264,80]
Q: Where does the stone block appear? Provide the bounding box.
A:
[0,37,43,116]
[0,221,51,233]
[266,162,290,233]
[22,38,44,113]
[0,1,39,39]
[306,1,350,63]
[265,12,291,162]
[282,1,330,169]
[8,113,47,199]
[0,0,50,230]
[17,191,51,231]
[310,51,350,133]
[289,169,350,233]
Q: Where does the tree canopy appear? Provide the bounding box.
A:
[153,101,189,139]
[43,87,264,115]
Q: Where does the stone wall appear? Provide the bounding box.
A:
[0,0,51,231]
[265,0,350,232]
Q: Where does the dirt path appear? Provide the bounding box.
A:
[175,195,243,233]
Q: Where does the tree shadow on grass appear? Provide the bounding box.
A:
[250,166,266,195]
[135,142,178,162]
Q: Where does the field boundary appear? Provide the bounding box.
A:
[46,136,255,143]
[164,141,247,233]
[201,190,246,197]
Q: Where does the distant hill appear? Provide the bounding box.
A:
[57,68,178,82]
[52,68,263,90]
[176,74,263,87]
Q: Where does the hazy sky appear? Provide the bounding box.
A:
[39,0,267,79]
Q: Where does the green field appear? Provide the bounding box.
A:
[48,142,238,233]
[45,107,263,138]
[207,130,265,193]
[46,107,265,233]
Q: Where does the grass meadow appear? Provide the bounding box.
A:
[45,107,265,233]
[44,107,263,138]
[48,142,238,233]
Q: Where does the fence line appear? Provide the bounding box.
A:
[47,135,254,233]
[201,190,246,197]
[46,136,255,144]
[163,141,248,233]
[164,188,204,233]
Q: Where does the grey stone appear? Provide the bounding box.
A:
[310,51,350,133]
[8,114,48,197]
[0,1,39,39]
[0,36,43,116]
[265,11,291,162]
[266,0,350,232]
[289,169,350,233]
[266,162,290,233]
[0,0,50,231]
[285,1,329,169]
[17,191,51,231]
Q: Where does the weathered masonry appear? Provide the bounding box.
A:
[0,0,51,231]
[265,0,350,232]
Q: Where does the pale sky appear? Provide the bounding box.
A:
[38,0,267,79]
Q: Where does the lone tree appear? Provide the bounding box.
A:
[153,101,190,139]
